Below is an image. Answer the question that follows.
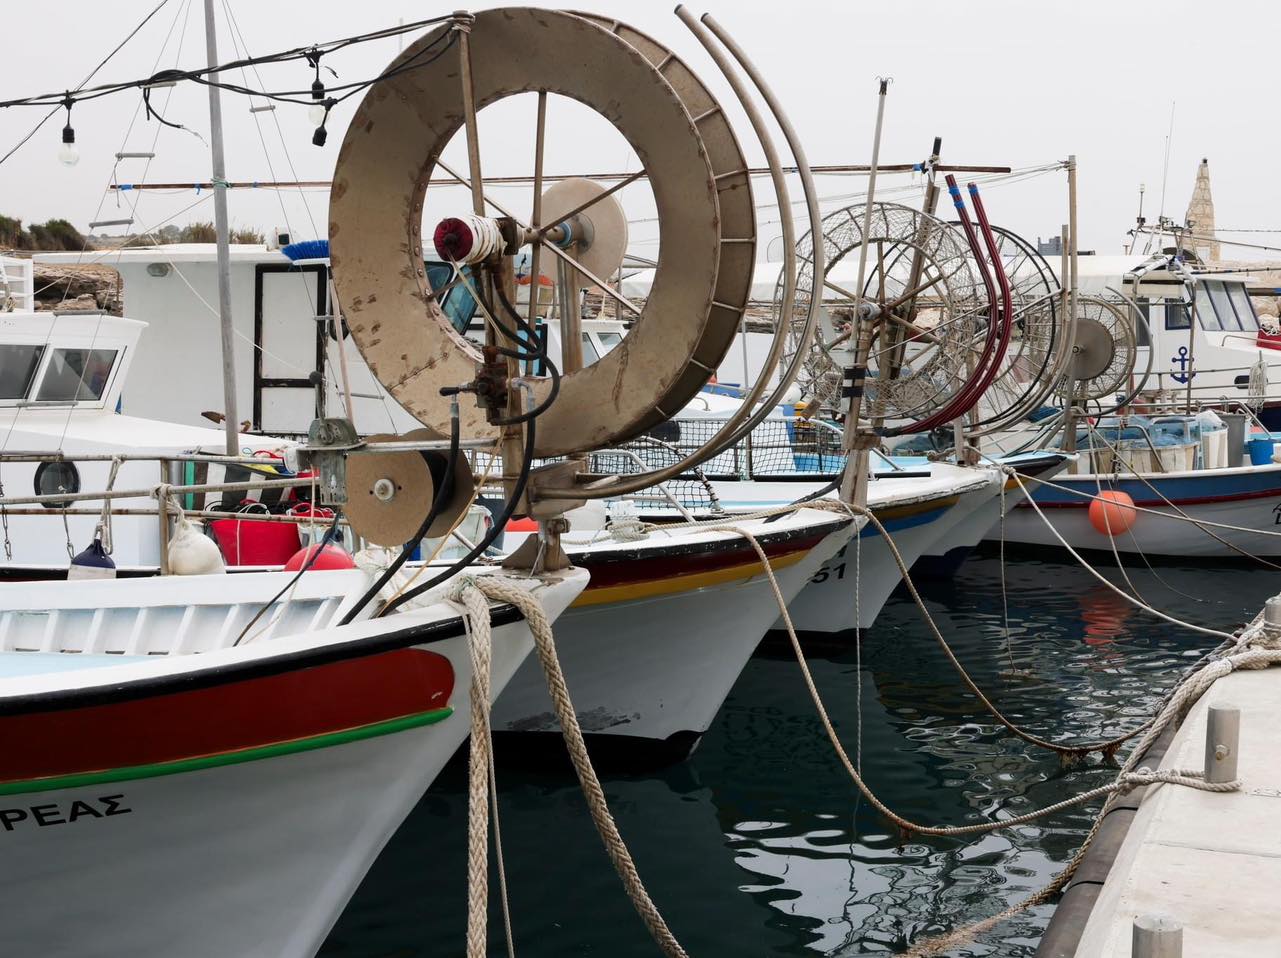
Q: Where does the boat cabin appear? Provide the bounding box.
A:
[1068,254,1281,426]
[35,244,639,437]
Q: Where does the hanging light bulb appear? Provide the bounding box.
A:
[312,98,335,147]
[58,95,79,167]
[308,77,327,127]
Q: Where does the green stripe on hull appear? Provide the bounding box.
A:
[0,707,454,797]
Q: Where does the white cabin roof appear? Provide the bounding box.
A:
[35,244,293,267]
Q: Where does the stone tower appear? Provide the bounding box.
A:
[1184,158,1219,263]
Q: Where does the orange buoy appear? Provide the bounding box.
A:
[284,543,356,572]
[1089,490,1137,535]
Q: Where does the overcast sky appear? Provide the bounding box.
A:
[3,0,1278,261]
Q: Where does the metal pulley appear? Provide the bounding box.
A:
[344,429,477,546]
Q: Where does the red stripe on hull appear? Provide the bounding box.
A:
[0,648,454,782]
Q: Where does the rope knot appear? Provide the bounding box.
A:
[446,573,482,604]
[607,516,650,542]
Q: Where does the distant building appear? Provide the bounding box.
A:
[1037,235,1062,257]
[1184,158,1220,263]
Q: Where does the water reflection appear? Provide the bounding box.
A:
[323,555,1276,957]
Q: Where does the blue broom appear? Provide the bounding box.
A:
[281,238,330,265]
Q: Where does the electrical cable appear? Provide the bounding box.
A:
[0,0,173,167]
[337,402,462,626]
[381,415,538,616]
[231,509,342,646]
[0,16,455,111]
[488,283,561,426]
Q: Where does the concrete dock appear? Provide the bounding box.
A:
[1070,658,1281,955]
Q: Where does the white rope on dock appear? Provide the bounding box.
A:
[897,608,1281,956]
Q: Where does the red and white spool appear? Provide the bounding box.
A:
[432,214,504,264]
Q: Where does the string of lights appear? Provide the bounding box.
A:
[0,13,459,157]
[0,0,174,168]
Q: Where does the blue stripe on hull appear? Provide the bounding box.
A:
[1030,468,1281,507]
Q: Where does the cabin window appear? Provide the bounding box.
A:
[425,263,477,335]
[1227,284,1260,330]
[0,345,45,400]
[34,461,79,508]
[1194,285,1221,331]
[1206,281,1242,331]
[35,348,118,402]
[597,331,624,355]
[1164,301,1190,330]
[1134,298,1151,347]
[580,333,601,365]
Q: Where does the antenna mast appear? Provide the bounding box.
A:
[203,0,240,456]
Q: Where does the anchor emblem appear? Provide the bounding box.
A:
[1171,346,1196,384]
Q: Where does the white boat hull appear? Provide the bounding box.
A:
[997,463,1281,558]
[491,510,854,756]
[0,569,587,957]
[787,474,1003,633]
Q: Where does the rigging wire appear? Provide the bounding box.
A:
[0,0,173,167]
[0,15,456,112]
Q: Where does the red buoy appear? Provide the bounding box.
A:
[1088,490,1137,535]
[284,543,356,572]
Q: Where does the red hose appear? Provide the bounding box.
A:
[890,175,1001,434]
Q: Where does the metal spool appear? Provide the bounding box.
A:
[345,430,476,546]
[538,177,628,292]
[1059,296,1137,403]
[965,225,1063,431]
[778,202,983,429]
[330,7,755,457]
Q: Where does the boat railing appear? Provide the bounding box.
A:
[1128,397,1268,432]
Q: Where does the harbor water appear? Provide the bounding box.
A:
[321,553,1278,957]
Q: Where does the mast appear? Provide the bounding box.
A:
[202,0,240,456]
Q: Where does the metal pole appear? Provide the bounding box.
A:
[203,0,240,456]
[157,461,171,575]
[840,79,890,507]
[1060,224,1077,459]
[1067,155,1079,361]
[1204,703,1240,784]
[452,12,485,217]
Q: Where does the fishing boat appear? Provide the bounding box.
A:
[490,506,856,759]
[999,411,1281,558]
[5,4,868,952]
[0,563,585,957]
[584,414,1014,631]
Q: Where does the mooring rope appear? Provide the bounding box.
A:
[452,574,688,958]
[900,625,1281,957]
[447,578,497,958]
[602,497,1164,758]
[715,512,1279,956]
[1007,470,1239,642]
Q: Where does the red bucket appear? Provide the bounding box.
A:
[210,518,302,566]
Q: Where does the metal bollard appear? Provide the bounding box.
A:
[1133,913,1182,957]
[1266,595,1281,631]
[1203,704,1240,785]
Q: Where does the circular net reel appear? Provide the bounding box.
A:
[778,202,985,430]
[329,8,756,458]
[1058,296,1137,407]
[966,225,1063,431]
